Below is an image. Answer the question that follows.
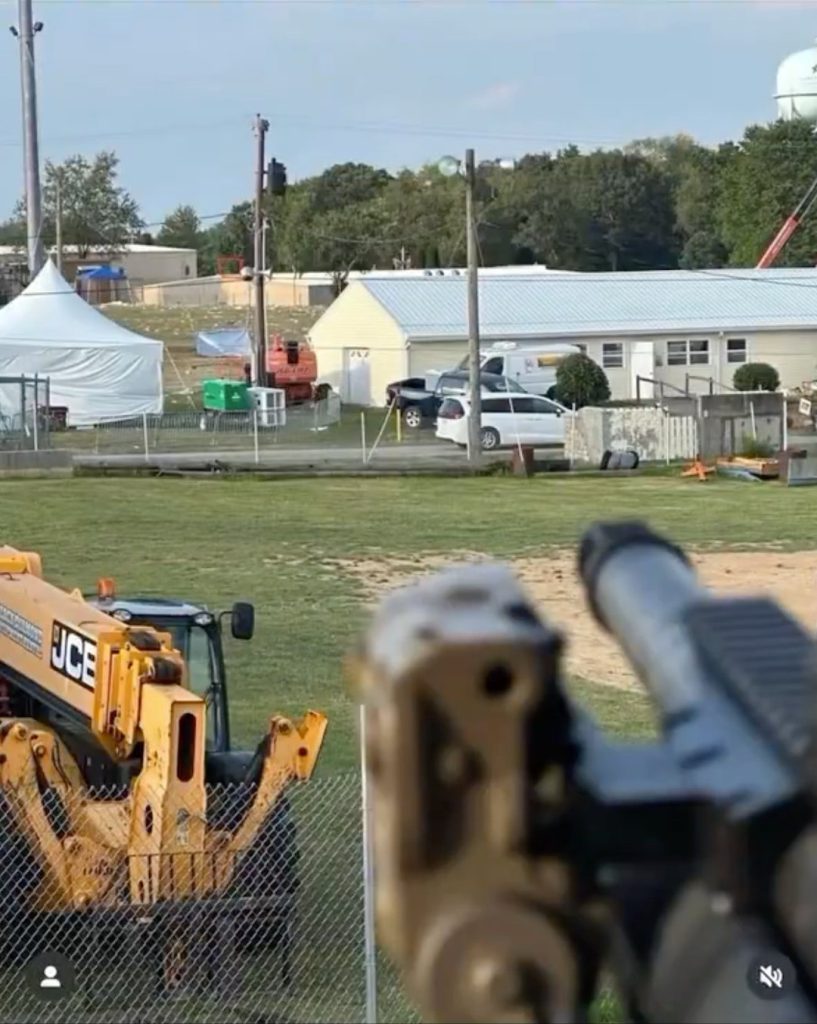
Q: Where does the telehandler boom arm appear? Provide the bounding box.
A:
[0,546,327,911]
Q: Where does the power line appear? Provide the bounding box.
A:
[0,117,250,150]
[5,107,817,154]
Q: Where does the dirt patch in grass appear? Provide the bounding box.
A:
[334,550,817,690]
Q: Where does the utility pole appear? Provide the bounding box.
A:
[253,114,270,387]
[12,0,45,276]
[392,245,411,270]
[465,148,482,466]
[55,168,63,274]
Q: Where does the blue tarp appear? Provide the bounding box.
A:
[76,265,126,280]
[195,327,252,358]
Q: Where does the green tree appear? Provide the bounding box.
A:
[380,167,464,268]
[679,230,729,270]
[309,162,392,213]
[199,202,254,275]
[718,120,817,267]
[14,151,142,257]
[516,149,679,271]
[733,362,780,392]
[157,204,202,251]
[555,353,611,408]
[614,134,734,268]
[0,220,24,249]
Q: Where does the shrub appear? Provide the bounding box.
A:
[740,435,775,458]
[733,362,780,392]
[554,353,611,409]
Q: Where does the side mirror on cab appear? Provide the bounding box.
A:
[231,601,255,640]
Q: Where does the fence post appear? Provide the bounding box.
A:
[253,407,260,464]
[360,411,367,464]
[782,394,788,453]
[142,412,150,462]
[360,704,378,1024]
[569,403,576,470]
[32,374,39,452]
[366,399,396,465]
[45,377,51,450]
[749,399,757,441]
[665,407,670,465]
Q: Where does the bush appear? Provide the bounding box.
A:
[554,353,611,409]
[740,435,775,458]
[733,362,780,392]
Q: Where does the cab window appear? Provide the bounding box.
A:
[483,356,504,375]
[162,623,213,697]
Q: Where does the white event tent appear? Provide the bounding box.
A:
[0,259,163,426]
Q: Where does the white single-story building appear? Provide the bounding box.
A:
[307,268,817,405]
[0,243,198,286]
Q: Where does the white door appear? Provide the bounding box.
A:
[343,348,371,405]
[524,396,566,443]
[630,341,654,399]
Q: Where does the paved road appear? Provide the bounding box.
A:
[73,442,479,470]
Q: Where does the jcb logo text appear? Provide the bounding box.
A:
[50,622,96,689]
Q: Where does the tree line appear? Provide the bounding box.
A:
[3,119,817,281]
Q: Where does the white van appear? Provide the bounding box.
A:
[455,343,582,398]
[436,394,569,450]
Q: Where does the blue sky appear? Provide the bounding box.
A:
[0,0,815,227]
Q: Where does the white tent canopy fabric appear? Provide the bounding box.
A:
[0,260,163,426]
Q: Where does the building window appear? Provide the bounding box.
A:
[602,342,624,368]
[667,339,710,366]
[727,338,747,364]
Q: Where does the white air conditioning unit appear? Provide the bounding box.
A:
[249,387,286,428]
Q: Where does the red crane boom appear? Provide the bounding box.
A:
[756,174,817,268]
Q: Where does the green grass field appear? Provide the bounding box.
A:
[2,473,814,1023]
[3,473,815,770]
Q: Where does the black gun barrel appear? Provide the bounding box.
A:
[578,521,803,817]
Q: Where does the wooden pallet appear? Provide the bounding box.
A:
[716,456,779,480]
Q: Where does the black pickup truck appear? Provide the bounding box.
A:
[387,370,525,428]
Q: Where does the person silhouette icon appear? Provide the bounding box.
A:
[40,966,61,989]
[25,950,76,999]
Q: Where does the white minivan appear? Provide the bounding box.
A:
[454,343,581,398]
[436,394,568,450]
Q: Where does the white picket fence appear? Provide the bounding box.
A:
[566,406,699,464]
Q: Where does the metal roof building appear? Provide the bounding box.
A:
[308,269,817,405]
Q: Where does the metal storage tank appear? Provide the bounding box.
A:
[776,39,817,122]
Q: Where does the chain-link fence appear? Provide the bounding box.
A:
[0,375,53,452]
[0,772,415,1024]
[51,395,344,459]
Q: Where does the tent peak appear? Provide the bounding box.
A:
[22,258,75,298]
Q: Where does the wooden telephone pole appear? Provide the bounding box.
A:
[253,114,270,387]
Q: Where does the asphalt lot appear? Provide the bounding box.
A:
[73,441,479,471]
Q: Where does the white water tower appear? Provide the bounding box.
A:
[776,39,817,122]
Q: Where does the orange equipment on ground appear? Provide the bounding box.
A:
[265,335,319,404]
[681,456,716,481]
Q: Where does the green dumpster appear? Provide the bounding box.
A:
[202,379,251,412]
